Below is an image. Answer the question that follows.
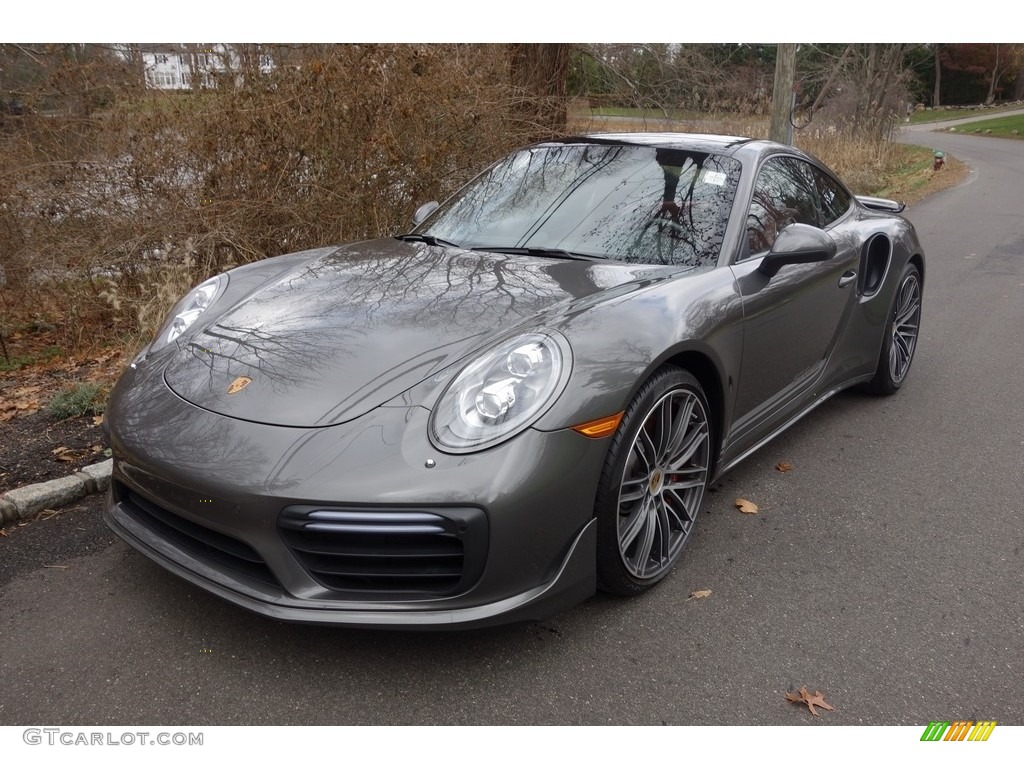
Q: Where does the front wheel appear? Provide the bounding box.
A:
[864,262,922,395]
[595,367,712,595]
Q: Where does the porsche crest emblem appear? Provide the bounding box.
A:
[226,376,252,395]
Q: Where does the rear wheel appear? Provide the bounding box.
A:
[864,263,922,395]
[595,367,712,595]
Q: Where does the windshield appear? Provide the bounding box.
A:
[419,143,741,267]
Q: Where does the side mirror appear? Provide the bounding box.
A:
[758,223,837,278]
[412,201,440,228]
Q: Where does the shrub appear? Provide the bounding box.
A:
[46,383,107,420]
[0,44,568,354]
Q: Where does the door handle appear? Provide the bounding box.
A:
[838,271,857,288]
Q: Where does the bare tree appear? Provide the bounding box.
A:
[509,44,572,141]
[803,44,912,139]
[986,44,1003,105]
[769,44,796,144]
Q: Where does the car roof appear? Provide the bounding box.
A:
[552,132,795,160]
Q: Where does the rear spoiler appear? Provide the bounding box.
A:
[856,195,906,214]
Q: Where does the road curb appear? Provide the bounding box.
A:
[0,459,112,525]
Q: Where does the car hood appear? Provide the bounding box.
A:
[163,239,662,427]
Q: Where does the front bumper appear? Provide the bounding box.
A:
[103,364,607,628]
[105,496,596,628]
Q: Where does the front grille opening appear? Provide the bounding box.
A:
[116,481,280,588]
[279,507,486,597]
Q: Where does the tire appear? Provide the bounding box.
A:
[863,262,922,396]
[595,367,712,595]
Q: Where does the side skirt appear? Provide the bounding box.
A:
[712,373,873,482]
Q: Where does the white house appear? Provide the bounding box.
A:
[140,46,274,90]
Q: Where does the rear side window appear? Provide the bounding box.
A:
[811,166,852,226]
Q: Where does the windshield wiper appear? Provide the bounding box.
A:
[469,246,606,261]
[395,233,462,248]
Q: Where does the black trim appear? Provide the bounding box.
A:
[279,505,488,598]
[114,481,280,588]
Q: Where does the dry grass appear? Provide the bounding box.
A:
[569,111,767,138]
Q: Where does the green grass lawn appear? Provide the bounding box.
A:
[907,104,1024,125]
[948,113,1024,139]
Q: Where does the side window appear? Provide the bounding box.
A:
[812,166,852,227]
[744,157,821,258]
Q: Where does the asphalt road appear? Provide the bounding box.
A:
[1,128,1022,727]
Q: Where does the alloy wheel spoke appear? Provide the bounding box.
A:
[637,426,657,471]
[663,468,707,491]
[655,396,675,462]
[661,490,689,530]
[619,475,648,504]
[667,423,709,471]
[896,299,919,327]
[900,278,917,305]
[897,329,917,350]
[619,496,651,553]
[664,395,696,461]
[655,496,674,562]
[894,331,911,368]
[664,487,696,526]
[629,500,658,572]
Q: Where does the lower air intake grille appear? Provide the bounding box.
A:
[278,506,487,597]
[118,482,280,588]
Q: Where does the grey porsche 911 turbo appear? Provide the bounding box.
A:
[104,133,924,628]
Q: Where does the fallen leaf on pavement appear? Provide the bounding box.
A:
[686,589,712,601]
[735,498,759,514]
[775,462,793,472]
[92,414,104,426]
[0,529,8,537]
[786,686,836,717]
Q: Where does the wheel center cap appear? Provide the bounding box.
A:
[649,468,664,495]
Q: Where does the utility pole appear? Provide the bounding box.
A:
[770,43,797,145]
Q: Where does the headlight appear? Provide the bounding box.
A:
[149,274,226,353]
[430,331,572,453]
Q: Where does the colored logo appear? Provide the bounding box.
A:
[226,376,252,395]
[920,721,997,742]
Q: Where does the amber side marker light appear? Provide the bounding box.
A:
[571,412,624,438]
